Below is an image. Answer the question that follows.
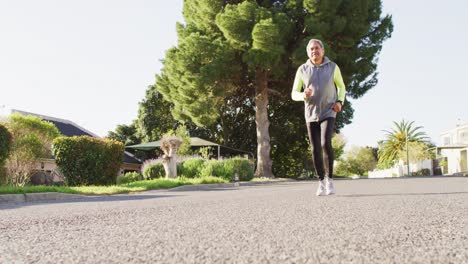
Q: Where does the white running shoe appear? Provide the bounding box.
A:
[316,179,326,196]
[326,177,335,195]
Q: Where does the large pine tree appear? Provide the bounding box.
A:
[152,0,393,178]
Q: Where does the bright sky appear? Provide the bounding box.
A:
[1,0,467,149]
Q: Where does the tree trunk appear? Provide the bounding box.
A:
[163,154,177,179]
[160,136,182,179]
[254,68,274,178]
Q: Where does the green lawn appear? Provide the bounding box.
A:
[0,176,229,195]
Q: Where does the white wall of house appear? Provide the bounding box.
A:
[368,159,433,178]
[439,123,468,174]
[440,148,468,174]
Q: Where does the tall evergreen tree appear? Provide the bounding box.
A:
[107,122,140,146]
[151,0,393,178]
[136,85,180,143]
[137,85,221,143]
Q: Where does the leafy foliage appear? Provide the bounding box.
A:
[0,123,12,165]
[136,87,180,142]
[141,159,166,179]
[178,158,206,178]
[397,141,434,164]
[116,171,143,185]
[53,136,124,186]
[0,123,12,185]
[4,114,60,186]
[116,171,142,185]
[336,146,377,176]
[107,121,141,146]
[378,120,431,168]
[332,133,347,161]
[200,158,254,181]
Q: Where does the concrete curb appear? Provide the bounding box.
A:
[0,194,26,204]
[25,192,84,202]
[168,179,298,192]
[0,192,85,204]
[169,182,238,191]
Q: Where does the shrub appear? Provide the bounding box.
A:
[117,171,142,185]
[0,124,12,185]
[412,168,431,176]
[223,158,255,181]
[200,160,229,180]
[0,166,7,185]
[0,123,12,165]
[53,136,124,186]
[4,114,60,186]
[200,158,254,181]
[142,159,165,179]
[178,158,205,178]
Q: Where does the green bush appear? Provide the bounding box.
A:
[200,160,229,180]
[224,158,255,181]
[200,158,254,181]
[178,158,205,178]
[53,136,124,186]
[117,171,142,185]
[412,168,431,176]
[142,160,165,179]
[0,124,12,185]
[0,166,7,185]
[0,123,12,165]
[4,114,60,186]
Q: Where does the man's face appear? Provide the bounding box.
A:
[308,42,324,63]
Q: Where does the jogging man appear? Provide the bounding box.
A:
[291,39,346,196]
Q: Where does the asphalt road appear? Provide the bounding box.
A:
[1,177,467,263]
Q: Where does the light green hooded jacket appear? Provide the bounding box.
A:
[291,57,346,122]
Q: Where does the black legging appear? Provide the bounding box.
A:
[306,118,335,180]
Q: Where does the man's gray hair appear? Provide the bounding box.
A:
[306,39,324,54]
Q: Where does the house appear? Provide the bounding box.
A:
[8,109,141,178]
[436,123,468,175]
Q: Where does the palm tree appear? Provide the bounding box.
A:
[378,120,430,168]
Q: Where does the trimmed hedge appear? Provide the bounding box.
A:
[53,136,124,186]
[0,123,12,165]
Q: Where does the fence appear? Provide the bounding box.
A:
[368,159,433,178]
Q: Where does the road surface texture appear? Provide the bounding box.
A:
[1,177,467,263]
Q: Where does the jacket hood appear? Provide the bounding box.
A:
[306,56,331,67]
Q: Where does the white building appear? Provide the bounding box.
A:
[436,123,468,175]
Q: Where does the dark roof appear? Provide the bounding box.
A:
[46,119,94,137]
[127,137,254,159]
[12,109,141,164]
[127,137,219,151]
[123,153,141,164]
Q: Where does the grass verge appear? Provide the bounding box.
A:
[0,176,229,195]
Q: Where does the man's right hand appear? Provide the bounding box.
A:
[304,85,314,98]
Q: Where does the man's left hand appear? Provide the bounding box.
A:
[332,102,342,112]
